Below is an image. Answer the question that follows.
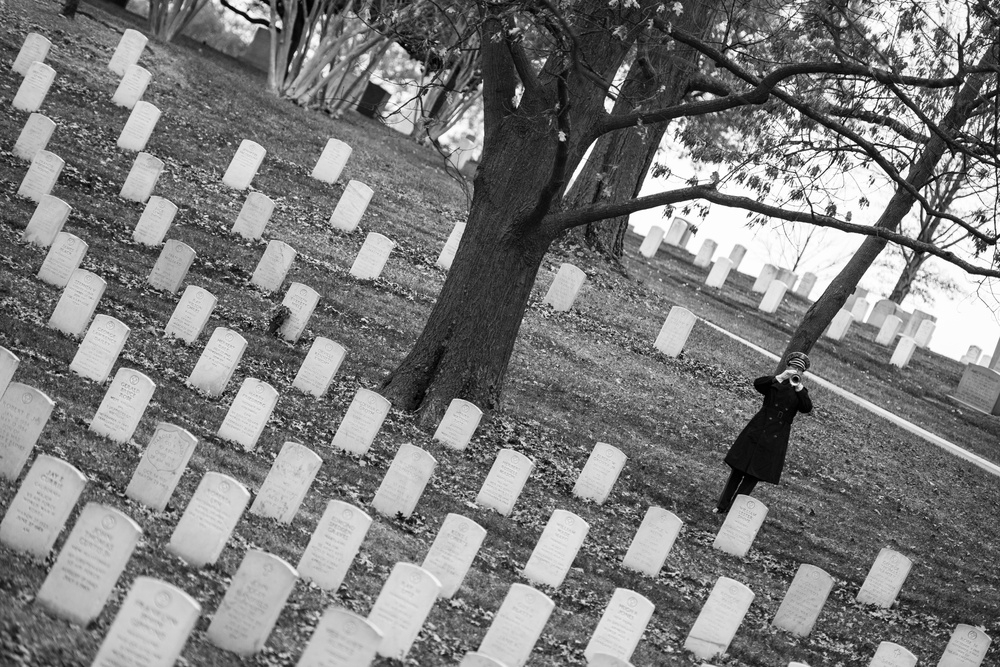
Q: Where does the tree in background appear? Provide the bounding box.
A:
[148,0,213,40]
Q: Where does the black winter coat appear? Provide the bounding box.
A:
[724,375,812,484]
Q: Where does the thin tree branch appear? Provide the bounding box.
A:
[219,0,270,27]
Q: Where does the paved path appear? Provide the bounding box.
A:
[701,320,1000,478]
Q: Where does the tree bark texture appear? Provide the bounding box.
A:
[887,251,928,303]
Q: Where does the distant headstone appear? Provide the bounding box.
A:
[664,217,690,246]
[148,240,195,294]
[436,222,466,271]
[371,443,437,518]
[293,337,346,398]
[206,550,298,655]
[222,139,266,190]
[13,113,55,161]
[89,368,156,443]
[12,62,56,113]
[186,327,247,397]
[37,232,87,288]
[950,364,1000,415]
[217,378,279,451]
[312,138,352,184]
[522,509,589,588]
[890,336,918,368]
[47,269,106,337]
[132,195,177,246]
[856,548,913,608]
[367,562,442,660]
[868,641,917,667]
[867,299,897,328]
[91,577,201,667]
[117,100,160,152]
[165,285,216,344]
[712,494,768,558]
[21,194,70,247]
[875,315,903,346]
[0,455,84,558]
[983,355,994,369]
[853,286,869,299]
[758,280,788,314]
[421,513,486,598]
[167,471,250,566]
[572,442,626,505]
[775,268,797,291]
[330,388,391,455]
[824,309,853,341]
[70,314,130,384]
[583,588,654,663]
[108,29,148,76]
[0,384,55,481]
[937,624,992,667]
[125,422,198,511]
[279,283,319,343]
[771,563,833,636]
[120,152,163,203]
[901,308,934,338]
[850,297,870,323]
[728,245,747,271]
[752,264,779,293]
[693,239,717,268]
[17,149,64,201]
[543,263,587,312]
[621,506,683,577]
[448,137,476,170]
[794,272,817,299]
[231,192,274,240]
[432,398,483,451]
[349,232,395,280]
[250,239,295,292]
[678,226,694,249]
[959,345,982,366]
[476,448,534,516]
[477,583,554,667]
[0,348,17,398]
[914,319,936,348]
[250,441,321,522]
[35,503,142,625]
[111,64,151,108]
[988,338,1000,372]
[12,33,51,75]
[638,226,664,258]
[705,258,733,288]
[654,306,697,357]
[844,295,858,313]
[297,500,372,591]
[297,607,382,667]
[329,180,374,232]
[683,577,755,659]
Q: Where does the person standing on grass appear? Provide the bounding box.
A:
[714,352,813,514]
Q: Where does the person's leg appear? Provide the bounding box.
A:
[716,468,744,513]
[735,473,759,498]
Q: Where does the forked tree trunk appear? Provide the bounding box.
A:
[888,251,928,303]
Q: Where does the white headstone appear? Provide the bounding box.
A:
[231,192,275,240]
[297,500,371,591]
[588,654,634,666]
[914,319,936,348]
[367,562,442,660]
[683,577,755,659]
[21,194,69,247]
[13,33,51,75]
[0,347,17,399]
[477,583,554,667]
[461,652,508,667]
[330,388,391,455]
[186,327,247,397]
[951,364,1000,415]
[125,422,198,512]
[654,306,697,357]
[869,641,917,667]
[108,29,148,76]
[693,239,717,268]
[217,378,279,451]
[713,494,768,558]
[251,239,296,292]
[522,509,589,588]
[89,368,156,443]
[13,113,55,161]
[432,398,483,451]
[572,442,627,504]
[91,577,201,667]
[111,64,151,108]
[476,448,534,516]
[705,258,733,288]
[638,226,664,258]
[330,180,374,232]
[664,217,690,246]
[759,280,788,314]
[794,272,818,299]
[35,503,142,625]
[206,550,298,655]
[312,138,353,184]
[621,506,683,577]
[959,345,983,366]
[349,232,395,280]
[771,563,833,636]
[222,139,266,190]
[436,222,466,271]
[117,100,160,152]
[856,548,913,607]
[775,268,797,291]
[421,513,487,598]
[293,337,346,398]
[728,244,747,270]
[120,152,163,203]
[849,297,870,323]
[868,299,898,328]
[937,624,992,667]
[875,315,903,346]
[250,441,322,522]
[371,443,437,518]
[902,308,934,338]
[752,264,779,293]
[132,195,177,246]
[167,472,250,566]
[70,314,130,384]
[148,240,195,294]
[37,232,87,288]
[279,283,320,343]
[824,309,854,341]
[988,337,1000,372]
[584,589,654,663]
[982,354,994,369]
[164,285,217,345]
[0,383,55,481]
[47,269,106,336]
[890,336,918,368]
[297,607,382,667]
[12,61,56,113]
[0,455,85,557]
[542,263,587,311]
[17,149,64,201]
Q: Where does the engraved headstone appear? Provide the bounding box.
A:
[89,368,156,443]
[693,239,717,268]
[684,577,755,659]
[222,139,266,190]
[12,62,56,113]
[705,258,733,288]
[621,506,683,577]
[17,149,64,201]
[856,548,913,607]
[329,180,374,232]
[47,269,106,336]
[217,378,279,451]
[771,563,833,636]
[0,348,18,398]
[21,194,69,247]
[638,226,664,258]
[231,192,274,240]
[297,607,382,667]
[206,550,298,655]
[293,337,346,398]
[759,280,788,314]
[421,513,487,598]
[37,232,87,288]
[330,388,391,455]
[13,33,51,75]
[91,577,201,667]
[875,315,903,346]
[850,297,870,323]
[890,336,918,368]
[824,309,853,341]
[794,272,818,299]
[869,641,917,667]
[297,500,372,591]
[664,217,689,246]
[111,64,151,108]
[0,455,85,557]
[250,441,322,522]
[148,240,195,294]
[120,152,163,203]
[476,449,534,516]
[35,503,142,625]
[914,319,936,348]
[713,494,768,558]
[728,244,747,271]
[367,562,442,660]
[432,398,483,451]
[937,624,992,667]
[250,239,296,292]
[167,472,250,566]
[542,263,587,311]
[572,442,627,504]
[279,283,320,343]
[436,222,466,271]
[477,583,554,667]
[371,443,437,518]
[13,113,55,161]
[522,509,589,588]
[186,327,247,397]
[654,306,697,357]
[164,285,216,344]
[117,100,160,152]
[0,384,55,481]
[125,422,198,511]
[312,138,353,184]
[108,29,148,76]
[950,364,1000,415]
[752,264,779,293]
[70,314,130,383]
[349,232,395,280]
[584,588,654,663]
[867,299,897,328]
[132,195,177,246]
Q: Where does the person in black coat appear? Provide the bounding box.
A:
[714,351,813,514]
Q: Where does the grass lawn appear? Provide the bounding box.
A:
[0,2,998,665]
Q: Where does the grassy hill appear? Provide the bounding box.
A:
[1,2,998,665]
